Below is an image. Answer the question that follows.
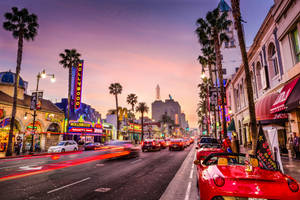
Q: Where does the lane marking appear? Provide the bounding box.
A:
[19,166,42,171]
[189,168,194,179]
[94,187,111,192]
[184,181,192,200]
[130,159,142,164]
[96,164,104,167]
[0,161,44,170]
[47,177,90,194]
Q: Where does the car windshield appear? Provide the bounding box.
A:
[200,143,221,148]
[200,137,218,144]
[171,139,182,142]
[57,142,66,146]
[86,143,93,145]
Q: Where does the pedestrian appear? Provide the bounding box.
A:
[292,132,300,159]
[222,135,232,153]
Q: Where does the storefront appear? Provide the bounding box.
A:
[128,123,142,142]
[256,92,289,153]
[0,118,21,152]
[102,122,115,142]
[67,119,105,143]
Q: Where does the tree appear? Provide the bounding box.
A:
[159,112,174,138]
[136,102,149,141]
[230,0,257,152]
[59,49,81,134]
[197,77,210,135]
[126,93,138,112]
[109,83,123,139]
[196,8,231,138]
[3,7,39,156]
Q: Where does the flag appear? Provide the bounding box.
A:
[255,125,277,170]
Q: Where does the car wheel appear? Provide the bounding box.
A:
[169,148,172,151]
[74,148,77,151]
[61,149,65,152]
[158,147,161,151]
[142,149,145,152]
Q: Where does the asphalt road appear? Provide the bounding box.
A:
[0,145,191,200]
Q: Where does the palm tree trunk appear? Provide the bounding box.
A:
[141,113,144,141]
[67,66,72,138]
[115,94,119,139]
[213,33,227,138]
[208,63,214,87]
[231,0,257,152]
[6,33,23,157]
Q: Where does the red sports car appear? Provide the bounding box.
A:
[194,153,300,200]
[196,143,224,161]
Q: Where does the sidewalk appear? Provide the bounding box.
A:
[240,145,300,183]
[160,144,198,200]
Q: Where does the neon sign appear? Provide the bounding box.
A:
[74,60,84,110]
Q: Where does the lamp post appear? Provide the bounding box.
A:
[29,70,55,153]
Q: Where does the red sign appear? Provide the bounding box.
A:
[74,60,84,110]
[69,127,94,133]
[270,77,299,113]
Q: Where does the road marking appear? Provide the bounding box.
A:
[47,177,90,194]
[0,161,44,170]
[184,181,192,200]
[19,166,42,170]
[96,164,104,167]
[130,159,141,164]
[94,187,111,192]
[189,168,194,179]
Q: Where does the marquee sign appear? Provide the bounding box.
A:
[74,60,84,110]
[69,121,92,128]
[128,123,142,133]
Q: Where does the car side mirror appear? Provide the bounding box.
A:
[195,147,199,150]
[194,160,201,165]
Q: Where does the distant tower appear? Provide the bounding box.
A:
[156,84,160,100]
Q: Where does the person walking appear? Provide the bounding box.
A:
[223,136,232,153]
[292,132,300,159]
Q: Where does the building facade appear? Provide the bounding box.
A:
[226,0,300,154]
[0,71,65,155]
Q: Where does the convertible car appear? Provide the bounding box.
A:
[196,143,224,161]
[194,153,300,200]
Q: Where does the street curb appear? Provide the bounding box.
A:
[159,145,196,200]
[0,150,83,160]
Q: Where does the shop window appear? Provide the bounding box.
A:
[291,28,300,63]
[268,42,279,77]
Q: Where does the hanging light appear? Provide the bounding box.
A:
[50,75,56,83]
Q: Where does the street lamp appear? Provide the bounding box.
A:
[29,69,55,153]
[201,66,206,79]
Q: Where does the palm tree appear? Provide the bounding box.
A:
[136,102,149,141]
[230,0,257,152]
[59,49,81,134]
[3,7,39,156]
[127,94,138,112]
[198,45,216,87]
[159,112,173,138]
[196,8,231,138]
[109,83,123,139]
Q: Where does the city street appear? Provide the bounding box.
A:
[0,146,191,200]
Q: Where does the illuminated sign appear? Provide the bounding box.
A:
[69,121,92,128]
[69,127,94,133]
[118,107,128,120]
[74,60,84,110]
[0,109,5,119]
[128,123,142,133]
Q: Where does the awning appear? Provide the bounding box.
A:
[227,119,236,132]
[270,77,300,113]
[255,92,288,122]
[286,77,300,111]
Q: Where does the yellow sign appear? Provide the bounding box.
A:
[118,107,128,120]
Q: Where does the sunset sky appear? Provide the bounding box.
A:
[0,0,273,128]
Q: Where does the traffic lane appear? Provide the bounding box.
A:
[84,146,192,200]
[0,146,191,200]
[0,150,112,177]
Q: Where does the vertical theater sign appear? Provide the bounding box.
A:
[74,60,84,111]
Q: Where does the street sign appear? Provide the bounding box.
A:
[30,91,43,110]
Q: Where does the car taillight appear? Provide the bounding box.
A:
[288,178,299,192]
[179,142,183,145]
[152,142,155,145]
[213,176,225,187]
[141,142,144,146]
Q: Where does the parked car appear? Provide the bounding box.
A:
[104,140,139,158]
[169,138,184,151]
[198,137,219,148]
[194,153,300,200]
[48,140,78,153]
[84,142,103,150]
[195,143,223,161]
[141,139,161,152]
[158,139,167,149]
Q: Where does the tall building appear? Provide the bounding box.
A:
[151,86,188,129]
[217,0,243,81]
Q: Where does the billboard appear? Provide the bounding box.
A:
[74,60,84,111]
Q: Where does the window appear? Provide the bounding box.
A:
[225,41,229,48]
[256,62,262,90]
[268,42,279,77]
[230,40,235,47]
[291,28,300,63]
